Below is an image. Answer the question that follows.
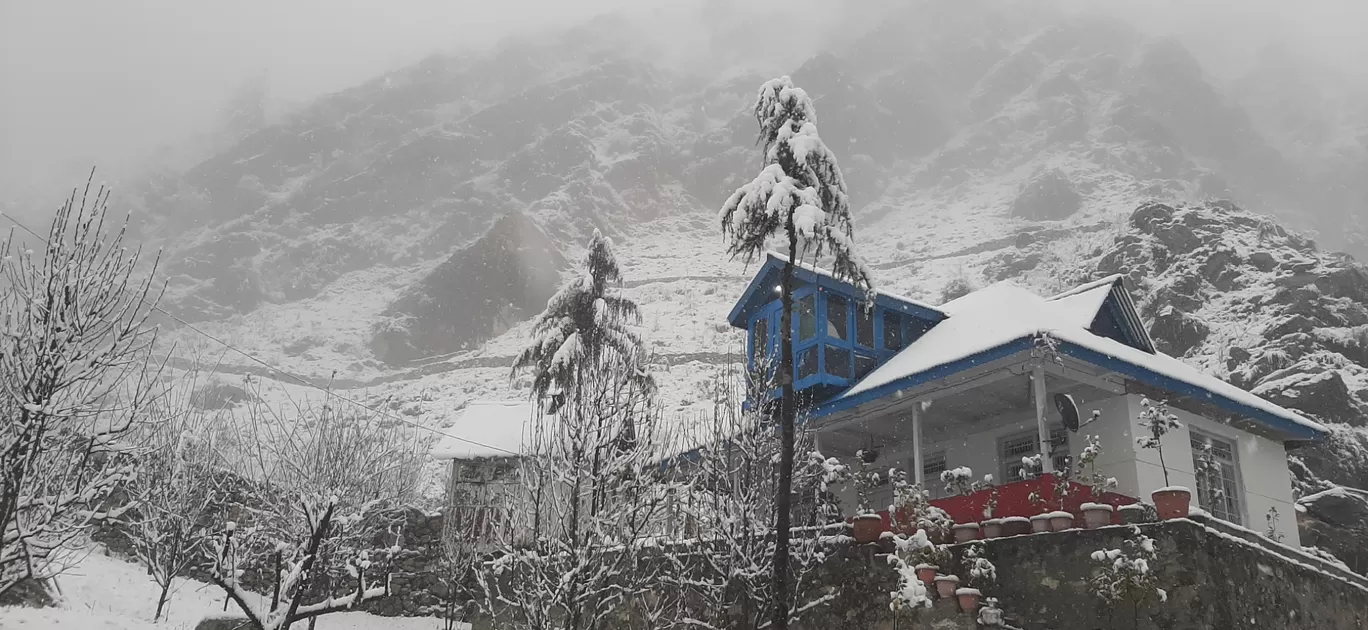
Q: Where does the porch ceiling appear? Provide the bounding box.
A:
[814,355,1125,456]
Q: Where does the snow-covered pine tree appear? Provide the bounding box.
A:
[718,75,875,630]
[512,229,654,413]
[489,230,671,630]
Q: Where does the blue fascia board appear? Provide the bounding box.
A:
[1056,341,1324,442]
[809,337,1038,420]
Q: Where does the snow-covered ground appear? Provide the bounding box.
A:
[0,548,455,630]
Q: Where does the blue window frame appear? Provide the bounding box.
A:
[747,286,938,404]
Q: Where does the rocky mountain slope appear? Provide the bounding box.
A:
[119,3,1368,546]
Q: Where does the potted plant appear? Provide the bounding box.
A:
[1118,503,1156,525]
[888,468,927,535]
[851,457,884,544]
[914,563,939,588]
[1075,434,1119,528]
[980,484,1003,538]
[933,574,960,599]
[951,523,980,543]
[1136,398,1189,519]
[1000,516,1031,536]
[957,542,996,615]
[1047,510,1075,531]
[1080,502,1115,529]
[1029,512,1052,534]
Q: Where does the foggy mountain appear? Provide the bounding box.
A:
[69,1,1368,534]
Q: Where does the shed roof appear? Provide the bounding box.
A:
[429,401,534,460]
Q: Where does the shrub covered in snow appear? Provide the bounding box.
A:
[1089,526,1167,626]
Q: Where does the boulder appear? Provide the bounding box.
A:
[1248,251,1278,272]
[1256,370,1365,426]
[194,615,253,630]
[1011,170,1082,221]
[1148,304,1209,356]
[1297,487,1368,576]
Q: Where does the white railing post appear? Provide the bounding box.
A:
[912,402,925,487]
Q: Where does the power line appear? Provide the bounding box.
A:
[1,209,519,457]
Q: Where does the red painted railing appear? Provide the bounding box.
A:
[869,475,1139,532]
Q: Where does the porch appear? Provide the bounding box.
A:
[812,352,1143,529]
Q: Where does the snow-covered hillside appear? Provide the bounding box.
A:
[86,0,1367,516]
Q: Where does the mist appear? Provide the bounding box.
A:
[2,0,1365,212]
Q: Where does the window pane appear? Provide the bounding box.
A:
[856,304,874,347]
[798,295,816,341]
[753,318,768,366]
[825,344,850,377]
[855,353,877,379]
[883,311,904,351]
[826,295,849,341]
[1191,433,1242,524]
[798,347,818,379]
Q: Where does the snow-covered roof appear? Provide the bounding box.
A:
[823,281,1327,441]
[429,401,534,460]
[727,251,945,328]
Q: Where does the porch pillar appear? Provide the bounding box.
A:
[911,402,924,486]
[1032,364,1054,473]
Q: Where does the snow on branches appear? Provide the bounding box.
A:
[1089,527,1167,625]
[0,173,164,598]
[719,76,874,300]
[513,229,653,413]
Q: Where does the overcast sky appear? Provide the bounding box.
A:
[2,0,1364,206]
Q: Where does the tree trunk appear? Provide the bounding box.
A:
[771,222,799,630]
[154,579,171,621]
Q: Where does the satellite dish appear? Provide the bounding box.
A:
[1055,393,1081,432]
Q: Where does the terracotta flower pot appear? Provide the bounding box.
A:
[955,587,982,614]
[1081,503,1115,529]
[934,575,960,599]
[1030,514,1052,533]
[981,518,1004,539]
[951,523,980,543]
[914,564,938,588]
[853,514,884,544]
[1152,487,1191,520]
[1048,512,1075,532]
[1001,516,1032,536]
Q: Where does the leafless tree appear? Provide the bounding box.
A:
[669,362,849,630]
[205,384,424,630]
[0,174,164,599]
[120,367,231,620]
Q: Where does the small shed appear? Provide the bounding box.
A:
[430,401,534,549]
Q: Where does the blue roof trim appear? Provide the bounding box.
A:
[727,254,946,328]
[1056,341,1324,441]
[810,337,1038,420]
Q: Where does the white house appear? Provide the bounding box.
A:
[727,253,1327,544]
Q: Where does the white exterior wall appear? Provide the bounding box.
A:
[1122,395,1300,545]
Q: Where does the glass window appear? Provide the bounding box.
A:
[883,311,904,351]
[798,347,818,379]
[752,318,769,367]
[1191,432,1242,524]
[1001,428,1070,482]
[824,344,850,377]
[856,304,875,347]
[798,295,816,341]
[826,295,849,341]
[855,353,877,379]
[922,452,948,499]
